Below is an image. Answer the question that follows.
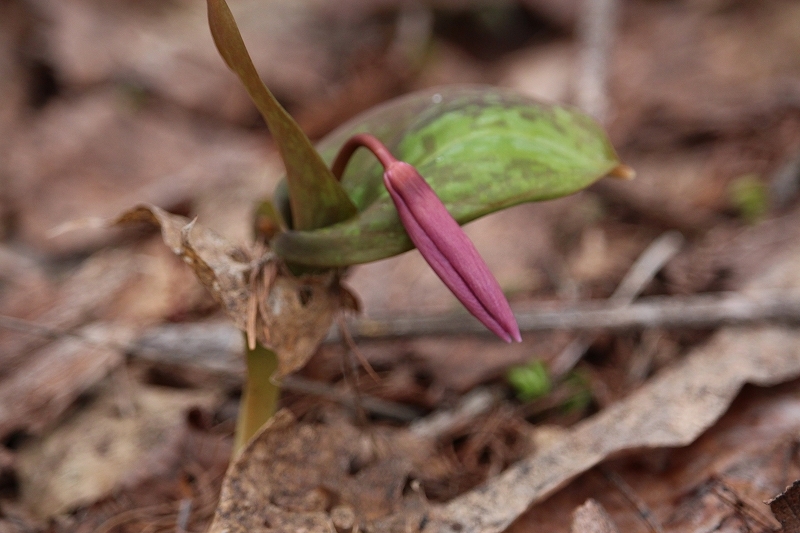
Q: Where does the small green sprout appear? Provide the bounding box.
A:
[729,173,769,224]
[507,360,551,401]
[561,371,593,413]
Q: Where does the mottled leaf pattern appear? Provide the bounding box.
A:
[272,86,623,266]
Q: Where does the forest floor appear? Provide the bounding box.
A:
[3,0,800,532]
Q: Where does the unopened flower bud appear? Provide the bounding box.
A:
[332,133,521,342]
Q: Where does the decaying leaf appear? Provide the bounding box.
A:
[208,409,433,533]
[515,380,796,532]
[114,204,344,376]
[16,379,219,518]
[204,244,800,532]
[0,323,129,441]
[769,480,800,533]
[115,205,252,325]
[419,242,800,533]
[259,274,349,377]
[421,328,800,532]
[0,248,141,381]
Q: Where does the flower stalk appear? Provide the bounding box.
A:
[333,134,522,343]
[233,339,280,455]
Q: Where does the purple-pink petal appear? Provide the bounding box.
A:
[383,161,521,343]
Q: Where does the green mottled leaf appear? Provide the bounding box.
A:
[272,85,626,266]
[207,0,356,230]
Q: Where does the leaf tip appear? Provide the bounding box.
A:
[608,163,636,180]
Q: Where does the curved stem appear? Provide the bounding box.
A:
[330,133,398,180]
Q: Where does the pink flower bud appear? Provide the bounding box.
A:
[332,134,521,342]
[383,161,522,343]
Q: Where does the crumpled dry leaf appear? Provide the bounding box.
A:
[513,380,798,532]
[16,379,219,518]
[7,87,267,255]
[0,323,130,441]
[33,0,396,123]
[0,249,140,379]
[115,205,252,324]
[422,327,800,533]
[769,480,800,533]
[208,409,432,533]
[206,239,800,533]
[418,241,800,533]
[114,204,344,376]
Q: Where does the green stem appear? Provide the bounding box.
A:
[233,340,280,455]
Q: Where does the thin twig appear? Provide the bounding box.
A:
[0,315,421,422]
[331,289,800,341]
[5,288,800,352]
[282,375,421,422]
[410,387,498,440]
[94,503,177,533]
[601,467,664,533]
[550,231,684,377]
[0,315,84,343]
[339,332,370,426]
[337,315,380,382]
[609,232,685,304]
[175,498,192,533]
[577,0,621,124]
[709,477,779,531]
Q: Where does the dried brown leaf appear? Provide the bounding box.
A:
[115,205,252,324]
[208,409,431,533]
[7,88,266,255]
[262,275,344,377]
[0,323,130,441]
[420,325,800,533]
[513,381,798,532]
[770,480,800,533]
[0,249,140,380]
[16,380,219,518]
[419,242,800,533]
[204,235,800,533]
[114,204,343,376]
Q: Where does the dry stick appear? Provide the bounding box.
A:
[515,290,800,331]
[601,468,664,533]
[281,375,420,422]
[337,315,380,383]
[709,479,779,531]
[410,387,497,440]
[334,289,800,341]
[549,231,684,378]
[0,314,84,342]
[0,314,420,422]
[175,498,192,533]
[8,285,800,355]
[577,0,621,124]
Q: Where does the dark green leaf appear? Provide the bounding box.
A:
[272,86,625,266]
[207,0,356,230]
